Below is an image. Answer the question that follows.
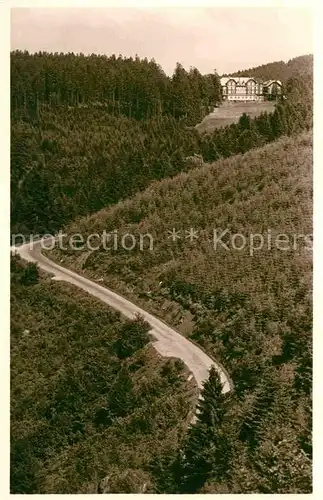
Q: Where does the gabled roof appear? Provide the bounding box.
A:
[263,79,282,86]
[220,76,282,87]
[220,76,261,86]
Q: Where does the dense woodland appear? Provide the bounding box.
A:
[226,54,313,82]
[11,52,312,237]
[11,256,196,493]
[11,52,313,493]
[11,51,222,121]
[51,132,312,493]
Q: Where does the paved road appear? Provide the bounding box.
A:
[12,238,232,394]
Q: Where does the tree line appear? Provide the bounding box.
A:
[11,63,312,237]
[11,51,222,123]
[225,54,313,83]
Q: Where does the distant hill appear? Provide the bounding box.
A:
[224,54,313,83]
[50,131,312,493]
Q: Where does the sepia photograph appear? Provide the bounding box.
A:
[9,3,313,495]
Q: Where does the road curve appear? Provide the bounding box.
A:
[12,238,232,394]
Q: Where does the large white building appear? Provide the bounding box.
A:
[220,76,282,102]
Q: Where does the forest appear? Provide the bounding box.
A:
[11,51,313,493]
[226,54,313,82]
[49,131,312,493]
[11,50,222,121]
[11,52,312,237]
[11,255,196,493]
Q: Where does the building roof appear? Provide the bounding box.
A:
[263,79,282,86]
[220,76,259,86]
[220,76,282,86]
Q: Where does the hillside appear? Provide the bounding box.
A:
[225,54,313,82]
[11,49,312,238]
[196,53,313,135]
[11,48,313,493]
[195,101,276,134]
[11,256,196,494]
[11,72,311,237]
[49,132,312,492]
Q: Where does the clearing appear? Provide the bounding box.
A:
[196,100,276,134]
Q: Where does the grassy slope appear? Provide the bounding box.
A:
[11,260,196,494]
[50,131,312,492]
[196,101,276,134]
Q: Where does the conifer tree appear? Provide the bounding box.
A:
[179,367,232,493]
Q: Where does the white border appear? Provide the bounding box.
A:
[2,1,320,499]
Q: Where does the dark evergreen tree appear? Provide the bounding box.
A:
[180,367,232,493]
[19,262,39,286]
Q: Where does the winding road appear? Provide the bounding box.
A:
[11,238,232,394]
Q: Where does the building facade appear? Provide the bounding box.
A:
[220,76,282,102]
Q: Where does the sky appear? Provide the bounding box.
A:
[11,7,313,75]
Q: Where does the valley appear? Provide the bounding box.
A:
[10,47,313,494]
